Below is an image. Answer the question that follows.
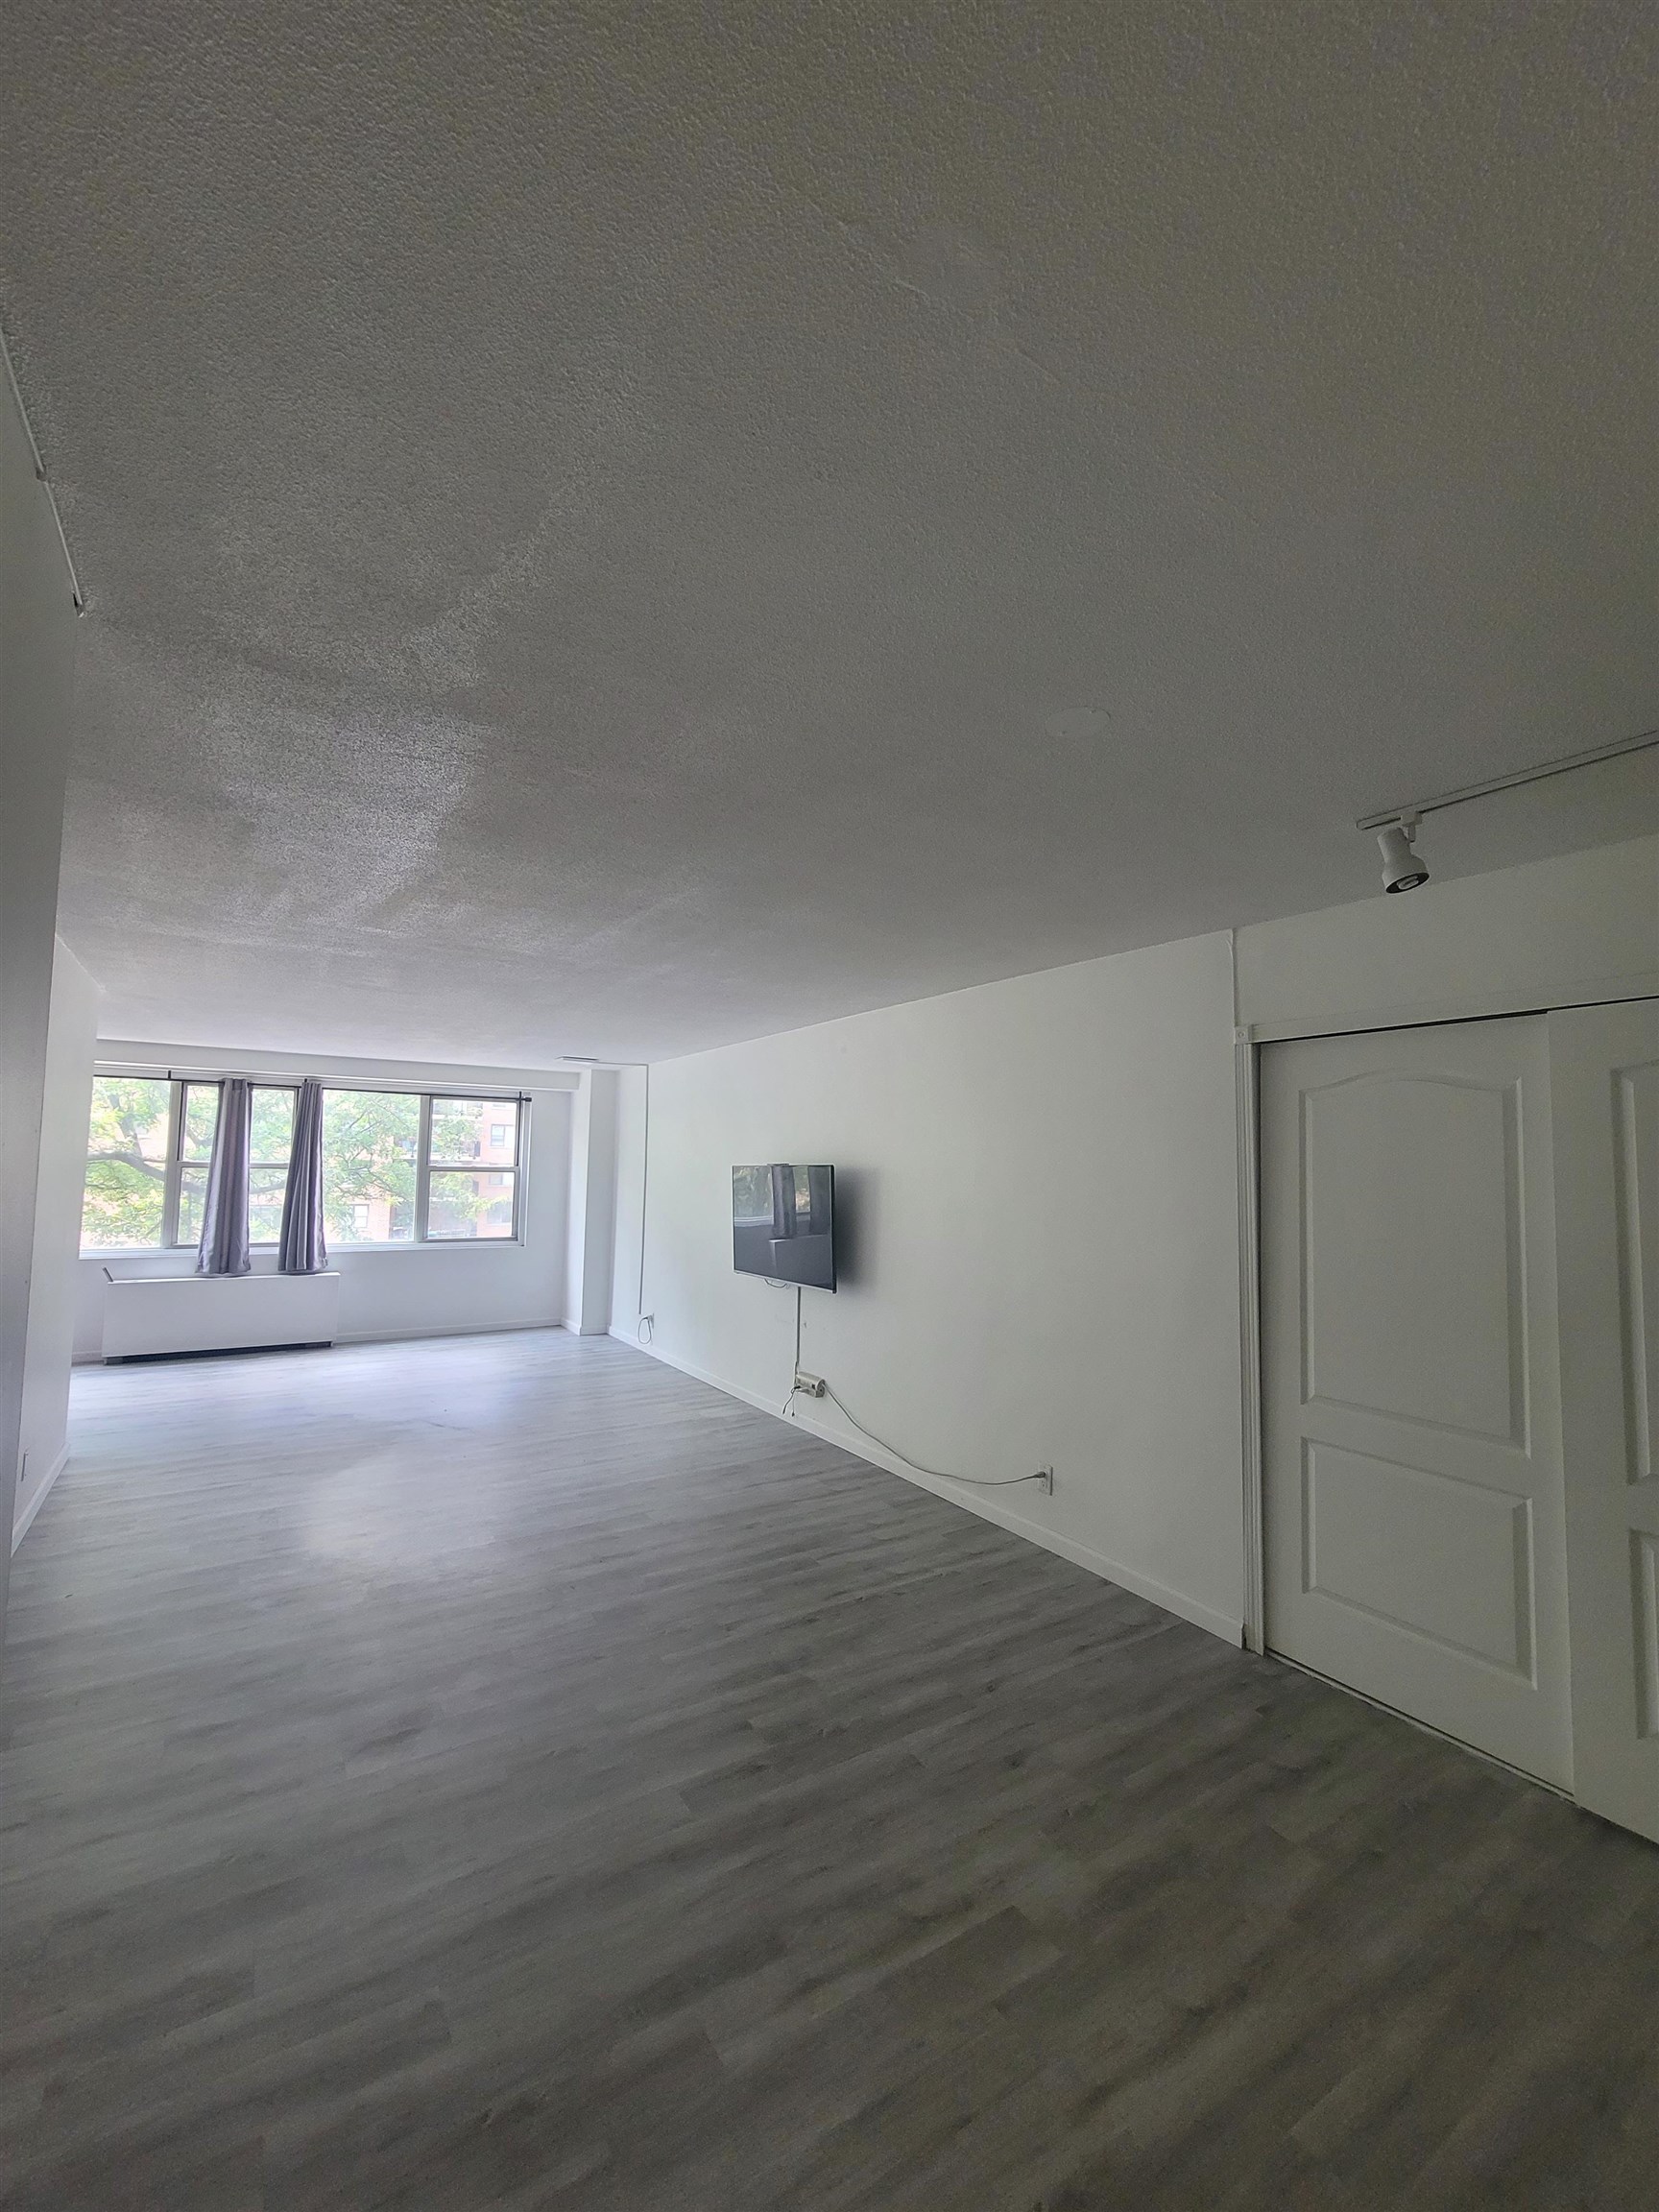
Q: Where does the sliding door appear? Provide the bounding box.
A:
[1551,999,1659,1841]
[1261,1017,1572,1787]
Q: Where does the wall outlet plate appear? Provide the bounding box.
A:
[1036,1465,1055,1494]
[794,1371,828,1398]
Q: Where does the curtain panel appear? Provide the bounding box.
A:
[278,1078,327,1273]
[196,1077,252,1276]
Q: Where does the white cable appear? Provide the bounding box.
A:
[785,1371,1046,1490]
[779,1287,802,1412]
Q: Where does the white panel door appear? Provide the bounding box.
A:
[1549,998,1659,1840]
[1261,1017,1571,1786]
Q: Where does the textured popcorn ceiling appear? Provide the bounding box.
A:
[3,3,1654,1062]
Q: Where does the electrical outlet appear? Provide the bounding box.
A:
[794,1371,828,1399]
[1035,1465,1055,1495]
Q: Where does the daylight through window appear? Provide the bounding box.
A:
[81,1079,525,1252]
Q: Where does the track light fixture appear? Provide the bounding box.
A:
[1377,814,1430,894]
[1357,725,1657,899]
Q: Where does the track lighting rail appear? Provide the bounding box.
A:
[1356,727,1658,833]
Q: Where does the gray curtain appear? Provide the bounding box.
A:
[196,1077,252,1276]
[278,1078,327,1273]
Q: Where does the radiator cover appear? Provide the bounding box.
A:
[102,1272,341,1359]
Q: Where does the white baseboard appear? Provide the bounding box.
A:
[334,1318,565,1346]
[12,1443,69,1553]
[612,1330,1242,1647]
[77,1318,563,1356]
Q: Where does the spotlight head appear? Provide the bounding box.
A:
[1377,817,1429,893]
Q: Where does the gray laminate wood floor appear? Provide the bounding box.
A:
[5,1331,1658,2210]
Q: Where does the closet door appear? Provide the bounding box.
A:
[1261,1017,1571,1787]
[1551,999,1659,1841]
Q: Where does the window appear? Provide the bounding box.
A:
[320,1090,419,1245]
[249,1087,297,1244]
[81,1077,297,1254]
[82,1077,172,1249]
[424,1096,521,1239]
[175,1082,219,1247]
[82,1078,526,1253]
[321,1090,522,1243]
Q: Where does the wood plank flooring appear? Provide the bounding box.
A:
[5,1330,1659,2210]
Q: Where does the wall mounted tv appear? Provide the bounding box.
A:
[733,1164,836,1291]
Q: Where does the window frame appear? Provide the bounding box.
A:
[160,1079,186,1250]
[247,1085,300,1248]
[317,1086,528,1251]
[416,1093,526,1246]
[77,1076,226,1255]
[172,1081,300,1252]
[82,1074,531,1258]
[313,1085,423,1251]
[79,1072,177,1257]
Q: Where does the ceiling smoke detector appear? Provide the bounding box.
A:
[1376,814,1430,894]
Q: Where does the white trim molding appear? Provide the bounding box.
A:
[335,1318,565,1346]
[12,1444,68,1551]
[1235,1029,1265,1654]
[95,1039,581,1094]
[1245,972,1659,1047]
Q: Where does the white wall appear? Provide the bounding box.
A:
[623,831,1657,1650]
[14,943,100,1546]
[75,1044,578,1358]
[0,352,80,1631]
[610,1065,649,1338]
[565,1069,620,1335]
[1237,832,1658,1037]
[633,932,1246,1641]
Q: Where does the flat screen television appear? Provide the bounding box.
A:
[733,1164,836,1291]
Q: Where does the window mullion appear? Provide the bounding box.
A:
[513,1106,526,1247]
[162,1080,185,1248]
[416,1094,433,1240]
